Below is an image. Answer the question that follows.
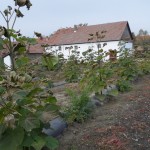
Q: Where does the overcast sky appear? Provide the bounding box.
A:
[0,0,149,37]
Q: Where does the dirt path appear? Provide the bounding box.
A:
[57,75,150,150]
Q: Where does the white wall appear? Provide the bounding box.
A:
[4,55,11,68]
[45,41,133,60]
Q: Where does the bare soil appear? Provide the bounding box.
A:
[56,75,150,150]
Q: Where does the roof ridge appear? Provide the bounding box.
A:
[53,21,128,32]
[86,21,128,28]
[40,21,131,46]
[61,21,128,30]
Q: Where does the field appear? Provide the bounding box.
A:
[56,75,150,150]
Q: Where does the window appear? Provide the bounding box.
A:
[109,49,117,61]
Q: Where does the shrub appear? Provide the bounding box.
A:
[63,52,81,83]
[138,59,150,75]
[117,79,132,92]
[64,90,92,123]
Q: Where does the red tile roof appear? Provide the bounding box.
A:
[27,38,51,54]
[0,44,44,58]
[28,43,44,54]
[0,42,45,57]
[47,21,132,46]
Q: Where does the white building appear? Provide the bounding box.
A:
[3,55,11,68]
[0,21,133,68]
[0,51,11,69]
[44,21,133,60]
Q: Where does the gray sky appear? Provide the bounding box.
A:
[0,0,149,37]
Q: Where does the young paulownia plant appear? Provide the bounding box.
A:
[81,32,118,100]
[0,1,59,150]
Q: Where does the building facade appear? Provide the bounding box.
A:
[44,21,133,60]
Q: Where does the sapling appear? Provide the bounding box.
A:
[0,1,59,150]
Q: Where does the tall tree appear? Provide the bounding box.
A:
[138,29,149,36]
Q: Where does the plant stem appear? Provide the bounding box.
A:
[0,11,7,22]
[11,15,17,30]
[12,7,20,29]
[8,10,15,22]
[1,7,20,71]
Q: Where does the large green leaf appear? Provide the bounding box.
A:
[45,136,59,150]
[14,45,26,54]
[42,56,53,70]
[45,104,60,112]
[16,56,29,68]
[51,55,59,66]
[108,89,119,96]
[20,116,40,132]
[22,83,33,89]
[42,54,59,70]
[44,96,57,104]
[14,90,28,100]
[0,127,24,150]
[16,97,33,106]
[27,38,37,45]
[27,88,43,97]
[17,107,31,118]
[32,136,46,150]
[13,90,30,106]
[21,134,34,147]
